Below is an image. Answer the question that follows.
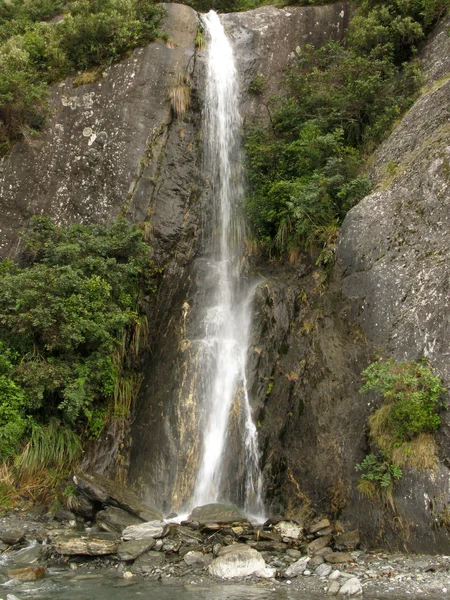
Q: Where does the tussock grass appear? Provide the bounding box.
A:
[391,433,438,471]
[169,73,191,117]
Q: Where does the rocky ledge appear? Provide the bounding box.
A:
[0,475,449,598]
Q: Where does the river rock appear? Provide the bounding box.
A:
[184,550,213,567]
[122,520,167,541]
[328,581,341,595]
[165,524,204,545]
[274,521,303,540]
[7,567,46,581]
[307,536,331,555]
[0,531,25,545]
[96,507,143,535]
[283,556,310,578]
[73,472,161,522]
[309,554,325,568]
[53,534,119,555]
[131,551,166,574]
[310,519,331,534]
[189,504,247,525]
[325,552,355,564]
[334,531,360,552]
[245,540,288,552]
[117,538,156,561]
[208,544,265,579]
[338,577,363,596]
[316,563,333,577]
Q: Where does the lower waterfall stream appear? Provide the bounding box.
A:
[189,10,263,517]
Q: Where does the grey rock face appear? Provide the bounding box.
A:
[121,520,168,541]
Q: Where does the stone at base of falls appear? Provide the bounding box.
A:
[334,531,361,552]
[96,506,143,535]
[325,552,355,564]
[130,551,165,575]
[208,544,265,579]
[53,534,119,555]
[117,537,156,561]
[189,504,247,525]
[73,472,161,522]
[338,577,363,596]
[0,531,25,545]
[283,556,310,578]
[183,550,213,567]
[274,521,303,540]
[7,566,46,581]
[122,520,168,541]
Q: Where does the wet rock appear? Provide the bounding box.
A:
[283,556,310,578]
[257,530,282,543]
[54,510,76,522]
[328,581,341,595]
[9,543,42,565]
[274,521,303,540]
[68,495,96,520]
[0,531,25,545]
[316,563,333,577]
[286,549,302,559]
[208,543,265,579]
[122,520,168,541]
[7,566,46,581]
[117,538,156,561]
[166,525,204,546]
[307,536,331,555]
[310,519,331,534]
[184,550,213,567]
[325,552,355,564]
[53,533,119,555]
[256,566,277,579]
[338,577,362,596]
[96,507,143,535]
[130,551,165,574]
[245,540,288,552]
[335,531,360,552]
[6,595,22,600]
[309,554,325,569]
[73,472,161,522]
[189,504,246,525]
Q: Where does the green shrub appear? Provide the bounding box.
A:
[355,453,403,488]
[0,217,156,436]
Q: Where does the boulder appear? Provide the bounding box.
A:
[130,551,165,574]
[189,504,247,525]
[122,520,168,541]
[117,538,156,561]
[165,524,204,546]
[0,531,25,545]
[283,556,310,578]
[328,581,341,596]
[274,521,303,540]
[325,552,355,564]
[316,563,333,577]
[310,519,331,534]
[208,544,265,579]
[184,550,213,567]
[307,536,331,555]
[73,472,161,522]
[53,533,119,555]
[7,567,46,581]
[338,577,363,596]
[96,507,143,535]
[334,530,360,552]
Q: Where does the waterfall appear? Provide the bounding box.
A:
[191,10,264,517]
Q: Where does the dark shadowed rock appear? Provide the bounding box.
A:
[117,538,156,561]
[189,504,246,525]
[73,472,161,522]
[325,552,355,564]
[334,531,360,552]
[96,507,143,535]
[130,551,166,574]
[0,531,25,545]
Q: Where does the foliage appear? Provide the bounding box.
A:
[243,0,449,255]
[356,358,446,495]
[0,0,165,152]
[0,217,156,463]
[355,453,403,488]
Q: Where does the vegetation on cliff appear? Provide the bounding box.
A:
[0,217,157,502]
[0,0,165,154]
[356,358,446,499]
[244,0,449,257]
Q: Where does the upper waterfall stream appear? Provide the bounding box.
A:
[190,10,264,517]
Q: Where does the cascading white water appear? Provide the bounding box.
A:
[192,10,264,517]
